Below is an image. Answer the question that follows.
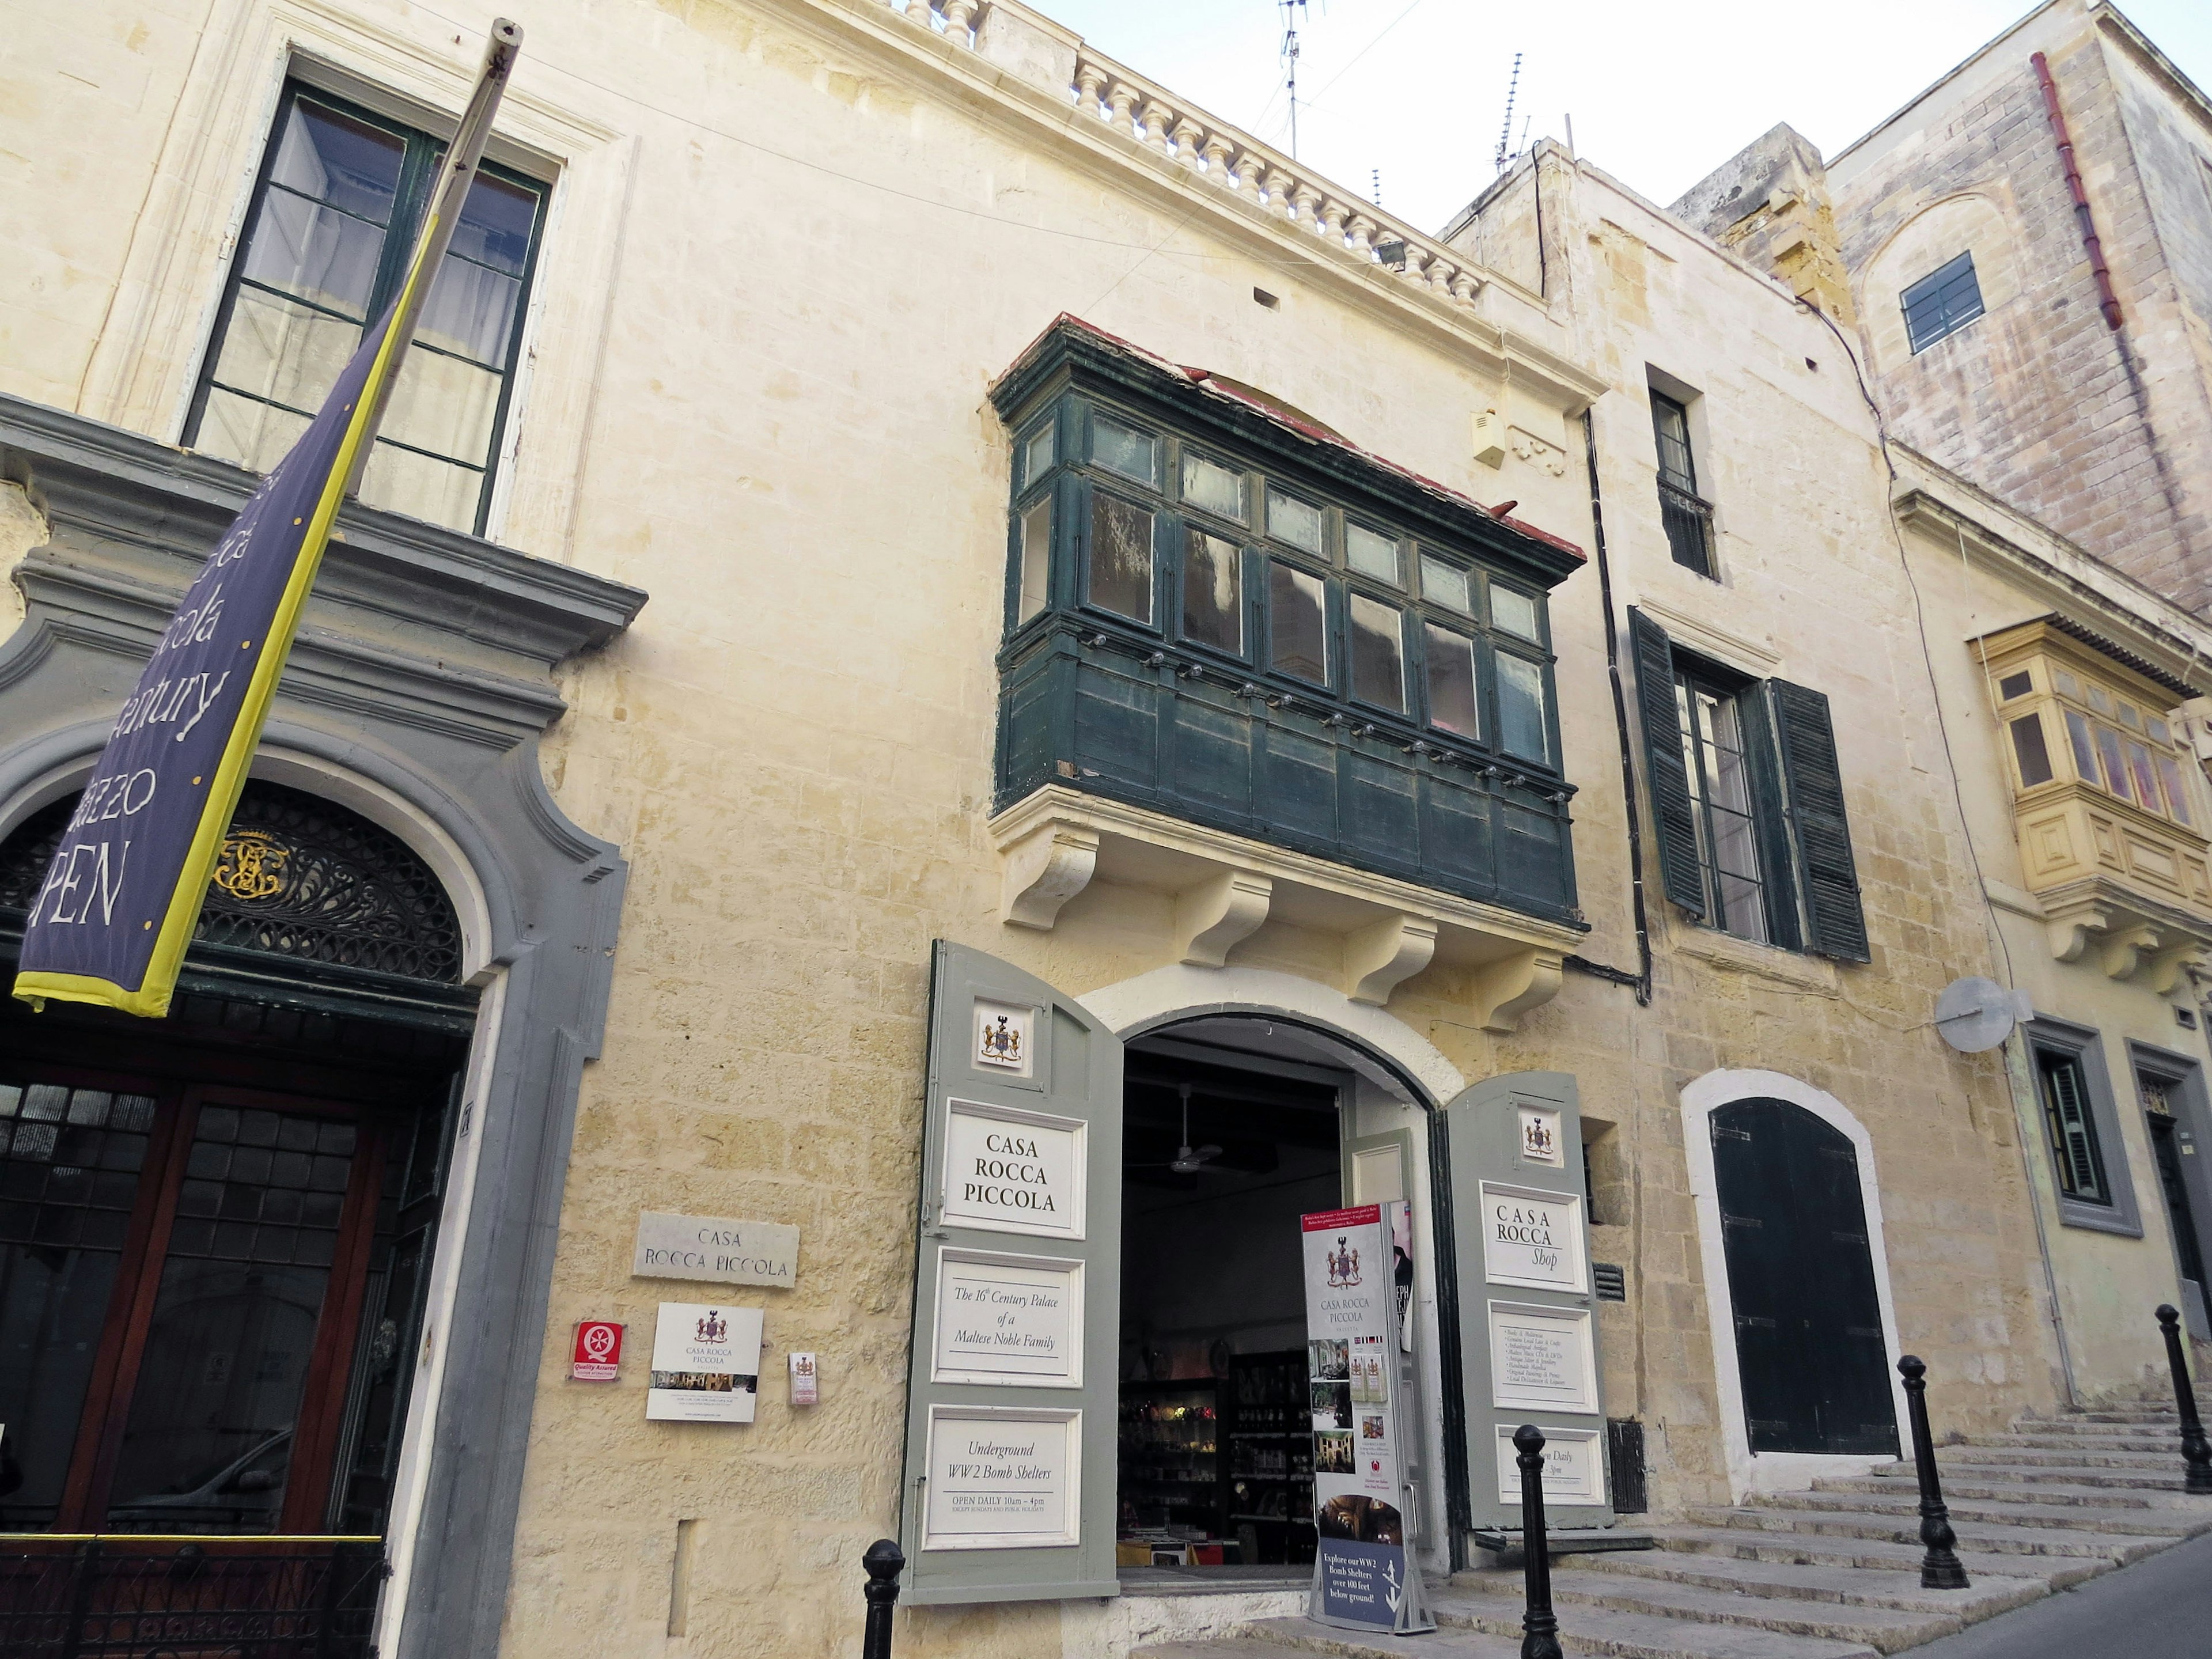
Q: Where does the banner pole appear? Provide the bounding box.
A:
[342,17,524,498]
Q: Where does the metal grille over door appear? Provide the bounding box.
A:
[1711,1099,1897,1456]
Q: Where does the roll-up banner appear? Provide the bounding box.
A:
[1302,1202,1433,1634]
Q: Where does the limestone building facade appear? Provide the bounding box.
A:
[0,3,2198,1658]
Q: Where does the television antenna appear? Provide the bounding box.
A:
[1494,51,1523,173]
[1281,0,1310,158]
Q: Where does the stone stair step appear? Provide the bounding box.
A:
[1429,1593,1884,1659]
[1214,1618,1565,1658]
[2015,1412,2178,1431]
[1987,1427,2182,1449]
[1649,1524,2113,1588]
[1570,1546,2048,1620]
[1444,1565,1955,1654]
[1744,1488,2202,1536]
[1840,1469,2203,1506]
[1943,1442,2185,1469]
[1686,1503,2169,1559]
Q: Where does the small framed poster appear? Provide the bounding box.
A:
[919,1406,1081,1551]
[1487,1301,1598,1414]
[646,1303,763,1423]
[1478,1181,1586,1294]
[931,1248,1082,1387]
[1494,1424,1605,1505]
[939,1099,1086,1241]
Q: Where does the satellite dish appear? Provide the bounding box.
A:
[1934,977,2035,1052]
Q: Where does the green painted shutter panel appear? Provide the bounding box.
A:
[1627,608,1705,919]
[1738,688,1803,953]
[1770,679,1870,963]
[897,941,1124,1604]
[2045,1059,2105,1200]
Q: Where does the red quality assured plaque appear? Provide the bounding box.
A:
[571,1320,623,1381]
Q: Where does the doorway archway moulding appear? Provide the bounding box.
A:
[1078,963,1468,1105]
[1680,1068,1911,1501]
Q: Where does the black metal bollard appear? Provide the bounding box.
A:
[2154,1305,2212,1495]
[1513,1423,1563,1659]
[1896,1356,1969,1589]
[861,1538,904,1659]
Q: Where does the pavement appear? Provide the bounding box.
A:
[1899,1527,2212,1657]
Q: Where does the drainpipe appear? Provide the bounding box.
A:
[2032,51,2123,332]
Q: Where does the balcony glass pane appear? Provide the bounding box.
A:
[1498,654,1548,763]
[2127,740,2162,813]
[1181,527,1241,653]
[1269,561,1327,685]
[2095,725,2133,803]
[1018,498,1052,624]
[1420,554,1470,615]
[2064,709,2098,783]
[1346,524,1400,585]
[1093,414,1157,485]
[2010,714,2054,787]
[1425,624,1479,738]
[1349,594,1404,712]
[1491,586,1541,642]
[1087,493,1154,623]
[1267,487,1323,554]
[1022,424,1055,488]
[2157,753,2195,825]
[1181,453,1245,522]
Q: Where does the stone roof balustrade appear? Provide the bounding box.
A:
[868,0,1490,314]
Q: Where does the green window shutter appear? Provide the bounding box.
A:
[897,942,1124,1604]
[2043,1058,2106,1201]
[1770,678,1870,963]
[1737,688,1803,953]
[1627,608,1705,919]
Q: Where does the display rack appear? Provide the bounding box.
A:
[1117,1380,1224,1537]
[1224,1349,1315,1565]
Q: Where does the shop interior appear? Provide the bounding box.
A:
[1116,1033,1344,1571]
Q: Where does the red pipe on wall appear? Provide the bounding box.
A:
[2032,50,2124,332]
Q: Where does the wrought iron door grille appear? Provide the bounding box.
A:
[1656,481,1714,577]
[0,1537,384,1658]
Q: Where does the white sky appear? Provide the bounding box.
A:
[1035,1,2212,233]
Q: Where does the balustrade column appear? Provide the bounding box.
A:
[1320,198,1349,245]
[1199,132,1234,186]
[1074,62,1107,118]
[1107,83,1138,137]
[1347,214,1378,256]
[939,0,976,41]
[1169,117,1204,169]
[1138,100,1172,154]
[1290,180,1321,230]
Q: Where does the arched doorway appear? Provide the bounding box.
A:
[1710,1097,1898,1457]
[0,780,476,1650]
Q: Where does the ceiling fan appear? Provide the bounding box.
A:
[1131,1084,1224,1174]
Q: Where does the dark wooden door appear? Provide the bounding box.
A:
[1713,1099,1898,1456]
[2149,1113,2211,1327]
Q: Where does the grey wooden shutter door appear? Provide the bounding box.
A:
[2046,1060,2104,1199]
[1770,678,1870,963]
[1626,608,1705,919]
[897,941,1123,1604]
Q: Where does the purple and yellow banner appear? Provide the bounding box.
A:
[12,301,413,1017]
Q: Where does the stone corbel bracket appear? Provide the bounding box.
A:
[1471,947,1567,1033]
[1345,914,1438,1006]
[1177,869,1272,967]
[1001,817,1100,929]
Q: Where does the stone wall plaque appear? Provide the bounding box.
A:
[931,1248,1082,1387]
[1487,1301,1597,1414]
[633,1211,799,1288]
[920,1406,1081,1550]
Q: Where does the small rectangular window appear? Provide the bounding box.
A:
[2157,752,2195,825]
[2036,1048,2110,1204]
[1420,554,1471,615]
[2088,684,2112,715]
[1676,678,1769,944]
[1491,586,1541,642]
[1267,487,1324,554]
[1022,423,1056,487]
[1181,452,1245,521]
[1425,625,1479,738]
[1181,527,1242,653]
[1998,671,2032,700]
[1902,252,1986,353]
[1346,524,1400,585]
[2010,713,2054,786]
[2065,709,2099,783]
[1498,654,1550,763]
[2148,717,2173,747]
[1017,498,1052,625]
[1269,561,1328,684]
[2119,701,2142,730]
[2096,724,2133,802]
[1651,392,1698,494]
[2054,669,2080,700]
[1092,413,1158,485]
[1087,493,1154,623]
[1348,595,1404,712]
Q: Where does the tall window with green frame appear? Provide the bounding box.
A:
[184,82,549,536]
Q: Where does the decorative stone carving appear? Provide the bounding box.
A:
[999,816,1100,929]
[1344,913,1438,1006]
[1472,948,1567,1033]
